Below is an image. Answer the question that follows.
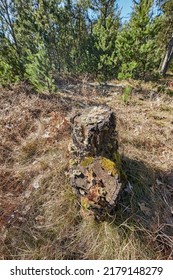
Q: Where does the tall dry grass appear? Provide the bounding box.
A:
[0,81,173,259]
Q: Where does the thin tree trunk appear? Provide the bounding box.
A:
[160,33,173,76]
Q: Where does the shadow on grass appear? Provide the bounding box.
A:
[113,155,173,259]
[1,155,172,260]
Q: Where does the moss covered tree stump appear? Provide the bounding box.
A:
[69,106,125,219]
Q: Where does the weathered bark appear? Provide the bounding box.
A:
[69,106,118,159]
[160,33,173,76]
[69,106,125,219]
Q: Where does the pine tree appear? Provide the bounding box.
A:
[116,0,161,80]
[33,0,61,70]
[25,43,55,93]
[1,0,168,87]
[92,0,120,81]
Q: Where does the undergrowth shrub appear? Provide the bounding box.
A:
[0,58,19,86]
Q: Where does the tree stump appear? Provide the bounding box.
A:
[70,106,118,158]
[69,106,125,219]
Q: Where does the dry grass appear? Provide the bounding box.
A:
[0,81,173,259]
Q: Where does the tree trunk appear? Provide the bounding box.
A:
[160,33,173,76]
[69,106,126,220]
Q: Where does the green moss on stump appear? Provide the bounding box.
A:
[81,197,91,211]
[80,157,94,167]
[101,158,117,176]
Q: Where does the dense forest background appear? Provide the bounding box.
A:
[0,0,173,91]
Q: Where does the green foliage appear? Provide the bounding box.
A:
[0,0,171,86]
[121,85,133,103]
[93,17,119,81]
[92,1,120,81]
[116,0,161,80]
[0,58,19,86]
[166,89,173,97]
[157,0,173,48]
[0,40,20,85]
[118,62,138,80]
[25,45,55,93]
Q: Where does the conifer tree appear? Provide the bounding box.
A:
[116,0,161,80]
[0,0,170,88]
[25,43,55,93]
[92,0,120,81]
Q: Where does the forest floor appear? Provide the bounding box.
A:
[0,78,173,260]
